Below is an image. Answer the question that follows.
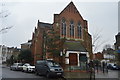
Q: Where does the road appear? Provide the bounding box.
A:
[2,66,45,79]
[1,65,120,80]
[2,66,65,80]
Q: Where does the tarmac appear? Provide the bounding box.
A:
[1,64,120,80]
[63,69,120,80]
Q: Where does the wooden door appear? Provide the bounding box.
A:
[69,53,78,65]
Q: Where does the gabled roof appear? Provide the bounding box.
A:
[37,20,52,28]
[59,1,84,20]
[21,42,31,45]
[117,32,120,36]
[21,40,32,45]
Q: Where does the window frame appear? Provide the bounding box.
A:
[61,18,66,36]
[70,20,74,37]
[77,22,82,38]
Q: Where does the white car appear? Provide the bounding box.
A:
[22,63,35,72]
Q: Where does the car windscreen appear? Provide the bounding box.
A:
[47,61,60,67]
[25,64,30,66]
[114,64,116,66]
[18,64,23,66]
[13,63,18,66]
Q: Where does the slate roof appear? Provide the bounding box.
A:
[38,21,52,28]
[63,41,88,52]
[21,42,31,45]
[117,32,120,35]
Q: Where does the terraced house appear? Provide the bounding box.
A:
[31,2,93,70]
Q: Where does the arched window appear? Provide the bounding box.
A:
[70,20,74,37]
[61,18,66,36]
[78,22,82,38]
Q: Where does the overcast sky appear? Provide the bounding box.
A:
[0,0,119,53]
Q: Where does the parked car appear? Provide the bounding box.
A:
[35,60,63,78]
[114,64,120,70]
[10,63,23,71]
[22,63,35,72]
[107,63,119,70]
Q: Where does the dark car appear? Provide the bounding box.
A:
[107,63,119,70]
[10,63,23,71]
[35,60,63,78]
[115,64,120,70]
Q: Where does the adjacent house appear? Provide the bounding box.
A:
[0,45,21,63]
[31,2,92,69]
[1,45,8,63]
[21,40,32,50]
[93,52,103,60]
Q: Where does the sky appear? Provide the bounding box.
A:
[118,1,120,32]
[0,0,119,53]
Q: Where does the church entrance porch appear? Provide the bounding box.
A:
[65,51,89,71]
[62,41,90,71]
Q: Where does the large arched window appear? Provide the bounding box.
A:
[78,22,82,38]
[70,20,74,37]
[61,18,66,36]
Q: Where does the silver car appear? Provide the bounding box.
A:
[10,63,23,71]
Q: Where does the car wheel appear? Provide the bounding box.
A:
[14,68,16,71]
[26,68,28,72]
[35,70,38,75]
[15,68,17,71]
[22,69,24,72]
[46,72,50,78]
[10,68,12,70]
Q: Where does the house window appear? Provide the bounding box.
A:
[78,22,82,38]
[61,18,66,36]
[70,20,74,37]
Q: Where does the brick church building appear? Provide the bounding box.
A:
[114,32,120,65]
[31,2,93,69]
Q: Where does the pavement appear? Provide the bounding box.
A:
[63,69,120,79]
[64,71,90,78]
[95,70,119,78]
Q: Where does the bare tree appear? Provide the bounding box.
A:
[103,44,111,50]
[0,2,13,34]
[0,10,10,18]
[0,26,13,34]
[92,28,107,53]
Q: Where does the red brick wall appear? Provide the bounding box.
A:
[31,2,93,65]
[53,2,93,59]
[94,52,103,60]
